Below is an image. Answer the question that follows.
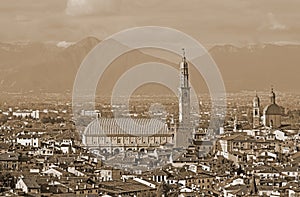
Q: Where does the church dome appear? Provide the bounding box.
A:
[263,103,282,115]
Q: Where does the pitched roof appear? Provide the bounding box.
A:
[22,178,41,189]
[0,152,18,161]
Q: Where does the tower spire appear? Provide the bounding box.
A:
[270,86,276,104]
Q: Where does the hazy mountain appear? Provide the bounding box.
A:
[0,37,100,93]
[0,37,299,95]
[210,44,300,92]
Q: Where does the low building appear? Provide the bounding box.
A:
[0,152,19,170]
[95,167,122,181]
[16,133,40,148]
[16,177,40,194]
[98,179,156,196]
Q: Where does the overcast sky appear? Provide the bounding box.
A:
[1,0,300,46]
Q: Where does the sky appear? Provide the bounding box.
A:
[1,0,300,47]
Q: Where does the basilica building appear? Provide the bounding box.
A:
[82,118,174,154]
[82,51,192,154]
[253,88,283,129]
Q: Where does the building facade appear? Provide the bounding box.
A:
[82,118,173,154]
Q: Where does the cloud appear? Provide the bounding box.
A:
[56,41,74,48]
[65,0,121,16]
[66,0,93,16]
[267,12,287,30]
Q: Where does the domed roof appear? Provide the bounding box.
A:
[263,103,282,115]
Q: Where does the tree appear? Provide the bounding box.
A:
[0,114,8,124]
[0,173,16,188]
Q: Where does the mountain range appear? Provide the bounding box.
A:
[0,37,299,95]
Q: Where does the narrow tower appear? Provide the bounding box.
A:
[233,115,238,132]
[179,49,190,124]
[176,49,192,147]
[253,92,260,128]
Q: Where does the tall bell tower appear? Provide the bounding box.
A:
[253,92,260,128]
[179,49,190,124]
[176,49,192,147]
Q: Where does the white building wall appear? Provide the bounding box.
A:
[16,137,39,147]
[16,179,28,193]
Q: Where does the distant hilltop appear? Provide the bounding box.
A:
[0,37,299,95]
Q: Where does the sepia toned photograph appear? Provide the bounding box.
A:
[0,0,299,196]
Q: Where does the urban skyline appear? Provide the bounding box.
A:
[0,1,299,196]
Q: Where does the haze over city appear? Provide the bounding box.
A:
[0,0,300,93]
[0,1,299,196]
